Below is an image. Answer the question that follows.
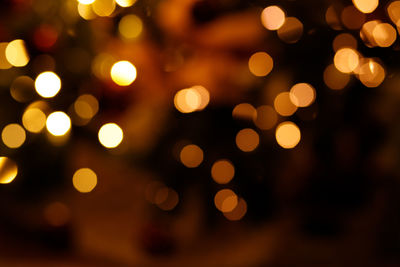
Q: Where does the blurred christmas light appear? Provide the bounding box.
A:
[77,2,97,20]
[334,48,360,73]
[77,0,95,4]
[74,94,99,120]
[211,159,235,184]
[35,71,62,98]
[232,103,257,121]
[119,14,143,40]
[387,1,400,26]
[174,88,201,113]
[0,42,12,69]
[5,39,30,67]
[223,197,247,221]
[274,92,297,116]
[326,5,342,30]
[115,0,136,7]
[352,0,379,14]
[289,83,316,108]
[92,0,116,17]
[275,121,301,149]
[10,76,35,103]
[333,33,358,52]
[1,124,26,149]
[277,17,303,43]
[43,202,70,227]
[341,5,366,30]
[98,123,124,148]
[261,6,285,30]
[323,64,350,90]
[157,187,179,211]
[46,111,71,136]
[372,23,397,47]
[179,144,204,168]
[110,60,137,86]
[360,20,380,47]
[248,52,273,77]
[358,59,385,87]
[235,128,259,152]
[253,105,277,130]
[72,168,97,193]
[0,157,18,184]
[22,107,47,133]
[214,189,238,213]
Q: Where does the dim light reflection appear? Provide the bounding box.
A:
[211,159,235,184]
[119,14,143,39]
[44,202,70,227]
[333,33,358,52]
[0,157,18,184]
[274,92,298,116]
[0,42,12,69]
[232,103,257,121]
[214,189,238,212]
[277,17,303,44]
[323,64,350,90]
[74,94,99,119]
[253,105,277,130]
[1,124,26,149]
[223,197,247,221]
[236,128,260,152]
[180,144,204,168]
[248,52,273,77]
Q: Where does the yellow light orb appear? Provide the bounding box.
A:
[5,39,30,67]
[0,157,18,184]
[119,14,143,39]
[44,202,70,227]
[22,108,47,133]
[77,0,95,4]
[92,0,115,17]
[98,123,123,148]
[372,23,397,47]
[77,2,97,20]
[235,128,260,152]
[115,0,136,7]
[261,6,286,30]
[211,159,235,184]
[323,64,350,90]
[180,144,204,168]
[2,124,26,149]
[46,111,71,136]
[275,121,301,149]
[72,168,97,193]
[35,71,61,98]
[0,42,12,69]
[248,52,273,77]
[110,60,137,86]
[174,88,202,113]
[274,92,298,116]
[289,83,316,107]
[334,48,359,73]
[352,0,378,14]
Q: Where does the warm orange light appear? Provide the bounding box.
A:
[236,128,259,152]
[180,144,204,168]
[261,6,285,30]
[352,0,378,14]
[211,160,235,184]
[232,103,257,121]
[274,92,297,116]
[289,83,316,107]
[277,17,303,43]
[253,105,277,130]
[334,48,359,73]
[275,121,301,149]
[214,189,238,212]
[248,52,273,77]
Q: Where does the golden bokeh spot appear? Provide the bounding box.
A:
[323,64,350,90]
[0,157,18,184]
[157,188,179,211]
[248,52,273,77]
[275,121,301,149]
[5,39,30,67]
[334,48,359,73]
[74,94,99,119]
[180,144,204,168]
[253,105,277,130]
[92,53,115,79]
[119,14,143,40]
[274,92,298,116]
[372,23,397,47]
[223,197,247,221]
[333,33,358,52]
[214,189,238,212]
[22,107,47,133]
[261,6,285,30]
[92,0,115,17]
[191,85,210,111]
[77,0,95,4]
[46,111,71,136]
[110,60,137,86]
[341,5,366,29]
[98,123,124,148]
[325,5,342,30]
[77,3,97,20]
[358,60,385,88]
[211,159,235,184]
[352,0,378,13]
[236,128,259,152]
[277,17,303,44]
[115,0,136,7]
[2,124,26,149]
[44,202,70,227]
[360,20,380,47]
[72,168,97,193]
[289,83,316,107]
[0,42,12,69]
[232,103,257,121]
[10,76,35,103]
[174,88,201,113]
[387,1,400,26]
[35,71,61,98]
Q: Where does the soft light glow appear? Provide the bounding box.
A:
[72,168,97,193]
[192,85,210,111]
[358,60,385,87]
[44,202,70,227]
[77,3,97,20]
[22,107,47,133]
[261,6,285,30]
[352,0,379,13]
[98,123,124,148]
[323,64,350,90]
[223,198,247,221]
[2,124,26,149]
[387,1,400,26]
[334,48,359,73]
[0,157,18,184]
[248,52,273,77]
[341,5,366,29]
[333,33,358,52]
[360,20,380,47]
[119,14,143,39]
[232,103,257,121]
[211,159,235,184]
[372,23,397,47]
[46,111,71,136]
[35,71,61,98]
[326,5,342,30]
[277,17,303,43]
[74,94,99,119]
[253,105,277,130]
[180,144,204,168]
[10,76,35,103]
[110,60,137,86]
[92,0,115,17]
[236,128,259,152]
[274,92,298,116]
[92,53,115,79]
[214,189,238,212]
[289,83,316,107]
[0,42,12,69]
[5,39,30,67]
[275,121,301,149]
[174,88,201,113]
[115,0,136,7]
[77,0,95,4]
